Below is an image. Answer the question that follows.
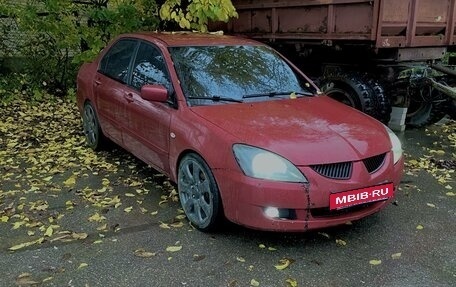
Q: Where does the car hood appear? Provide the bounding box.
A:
[190,96,391,165]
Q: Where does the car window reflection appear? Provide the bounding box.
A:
[170,45,313,105]
[99,39,137,83]
[131,42,172,91]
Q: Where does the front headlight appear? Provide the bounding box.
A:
[232,144,308,183]
[385,126,403,164]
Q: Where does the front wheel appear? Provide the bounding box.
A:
[177,153,223,231]
[320,72,377,119]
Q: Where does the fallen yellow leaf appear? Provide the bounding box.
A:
[12,221,26,229]
[166,246,182,252]
[391,253,402,260]
[159,222,171,229]
[318,232,330,239]
[369,259,382,265]
[134,249,156,258]
[275,258,293,270]
[336,239,347,246]
[416,225,424,230]
[42,276,53,283]
[44,226,53,237]
[286,278,298,287]
[97,224,108,231]
[9,238,40,251]
[102,178,110,186]
[15,273,39,286]
[170,222,184,228]
[78,263,88,269]
[88,213,106,222]
[236,257,246,262]
[72,232,88,240]
[250,279,260,286]
[63,176,76,187]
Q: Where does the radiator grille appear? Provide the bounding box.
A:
[363,153,386,173]
[310,161,352,180]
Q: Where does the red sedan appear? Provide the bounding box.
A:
[76,32,404,232]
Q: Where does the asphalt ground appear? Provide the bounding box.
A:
[0,101,455,287]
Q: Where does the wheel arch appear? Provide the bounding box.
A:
[173,149,202,180]
[175,150,226,230]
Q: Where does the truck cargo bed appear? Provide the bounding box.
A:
[226,0,456,49]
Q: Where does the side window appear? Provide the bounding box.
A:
[131,42,171,91]
[99,39,137,83]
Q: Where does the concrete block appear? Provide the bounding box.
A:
[388,107,407,132]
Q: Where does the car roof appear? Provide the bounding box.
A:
[119,31,263,47]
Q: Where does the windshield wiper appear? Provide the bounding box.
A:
[242,91,313,99]
[187,96,243,103]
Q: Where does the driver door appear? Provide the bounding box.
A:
[122,41,175,174]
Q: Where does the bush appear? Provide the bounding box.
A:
[0,0,237,101]
[0,0,161,99]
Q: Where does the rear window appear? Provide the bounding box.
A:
[99,39,137,83]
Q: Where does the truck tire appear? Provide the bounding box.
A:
[406,87,449,128]
[366,78,391,124]
[320,72,377,119]
[448,100,456,120]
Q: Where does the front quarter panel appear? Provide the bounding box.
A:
[168,107,241,217]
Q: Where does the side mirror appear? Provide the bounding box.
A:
[140,84,168,102]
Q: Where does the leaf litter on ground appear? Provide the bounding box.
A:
[0,99,178,252]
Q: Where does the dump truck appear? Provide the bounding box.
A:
[212,0,456,128]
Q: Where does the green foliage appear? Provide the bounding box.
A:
[0,0,160,100]
[160,0,237,32]
[0,0,239,101]
[0,2,15,59]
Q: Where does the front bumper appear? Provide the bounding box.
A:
[214,153,404,232]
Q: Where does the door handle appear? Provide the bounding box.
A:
[124,92,134,103]
[94,80,101,86]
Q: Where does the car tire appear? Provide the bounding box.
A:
[177,153,223,232]
[320,72,377,119]
[82,101,106,150]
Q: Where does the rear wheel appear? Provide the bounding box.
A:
[448,99,456,120]
[177,153,223,231]
[82,102,106,150]
[406,85,449,128]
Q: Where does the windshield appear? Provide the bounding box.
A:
[169,45,315,106]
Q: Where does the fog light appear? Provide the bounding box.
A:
[264,207,280,218]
